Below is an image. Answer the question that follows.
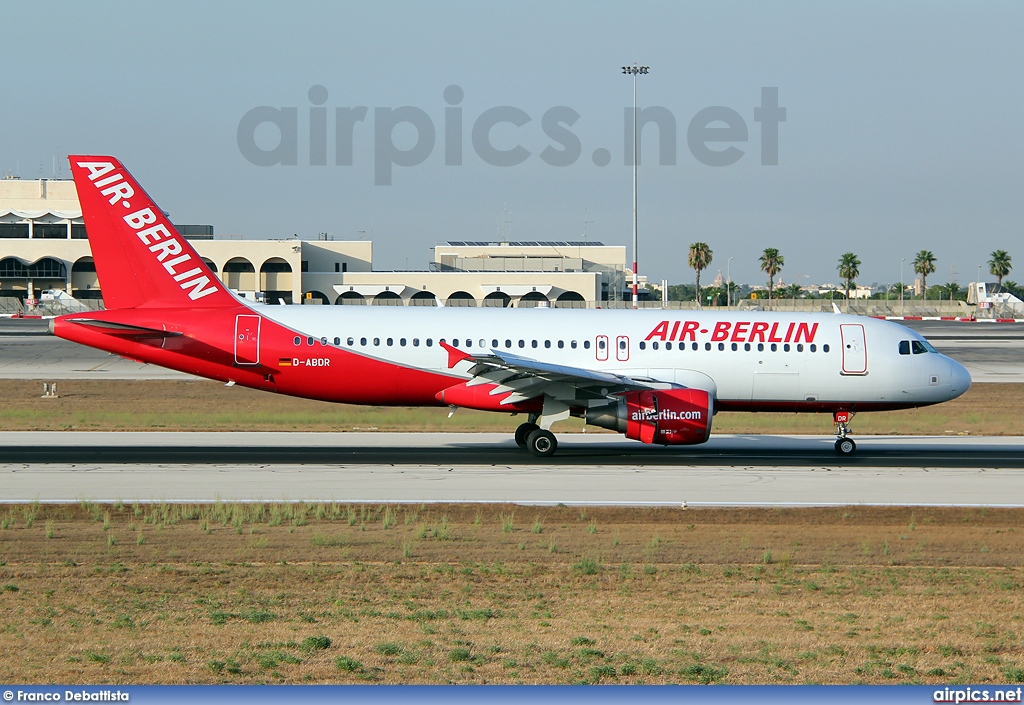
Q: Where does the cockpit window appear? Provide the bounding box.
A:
[911,340,936,354]
[899,340,910,355]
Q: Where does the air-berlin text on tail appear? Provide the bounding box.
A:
[645,320,819,344]
[76,161,219,301]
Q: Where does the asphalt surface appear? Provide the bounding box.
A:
[2,434,1023,468]
[2,433,1023,505]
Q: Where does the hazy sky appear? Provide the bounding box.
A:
[3,1,1022,286]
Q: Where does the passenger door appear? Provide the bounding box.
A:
[234,314,261,366]
[840,323,867,375]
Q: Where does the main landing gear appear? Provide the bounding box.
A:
[833,410,857,456]
[515,416,558,457]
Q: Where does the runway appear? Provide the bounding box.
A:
[1,319,1022,381]
[3,432,1024,506]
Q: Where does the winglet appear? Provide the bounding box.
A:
[68,156,238,310]
[832,302,842,314]
[439,340,473,368]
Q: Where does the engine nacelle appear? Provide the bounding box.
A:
[586,388,713,445]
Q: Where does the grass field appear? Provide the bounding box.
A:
[2,503,1024,685]
[0,379,1021,436]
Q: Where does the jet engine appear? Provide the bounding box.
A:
[586,388,713,445]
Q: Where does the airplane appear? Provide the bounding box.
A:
[51,155,972,457]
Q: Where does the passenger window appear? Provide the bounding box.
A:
[784,343,790,352]
[412,338,419,347]
[571,341,578,349]
[321,337,328,345]
[584,341,591,349]
[620,340,628,350]
[479,339,486,348]
[387,338,393,346]
[810,344,816,352]
[758,343,764,352]
[544,340,551,348]
[346,337,354,346]
[492,339,498,348]
[333,337,341,346]
[705,343,711,351]
[796,344,803,352]
[374,338,380,346]
[692,342,698,351]
[307,337,314,346]
[718,343,725,351]
[899,341,910,355]
[639,341,647,350]
[823,344,830,353]
[400,338,406,346]
[531,340,538,348]
[505,339,512,348]
[359,337,366,346]
[744,343,751,351]
[293,336,301,346]
[465,339,472,348]
[426,339,432,347]
[666,342,672,350]
[519,340,525,348]
[598,339,606,350]
[558,340,564,349]
[771,343,778,352]
[731,343,737,351]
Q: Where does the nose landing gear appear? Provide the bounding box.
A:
[833,410,857,455]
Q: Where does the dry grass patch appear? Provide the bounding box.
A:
[1,503,1023,684]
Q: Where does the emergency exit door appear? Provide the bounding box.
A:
[234,314,261,365]
[840,323,867,375]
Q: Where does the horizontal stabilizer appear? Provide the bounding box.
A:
[64,318,182,338]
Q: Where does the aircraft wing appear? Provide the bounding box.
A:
[440,341,661,405]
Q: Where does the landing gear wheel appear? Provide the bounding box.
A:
[835,438,856,456]
[526,429,558,457]
[515,422,540,449]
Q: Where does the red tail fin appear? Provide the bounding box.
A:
[69,156,237,309]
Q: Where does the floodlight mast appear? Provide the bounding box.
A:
[622,63,649,309]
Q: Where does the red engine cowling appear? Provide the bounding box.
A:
[587,388,713,445]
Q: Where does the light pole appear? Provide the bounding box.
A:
[622,62,649,309]
[900,258,905,316]
[727,256,734,308]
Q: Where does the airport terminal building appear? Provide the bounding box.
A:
[1,178,634,310]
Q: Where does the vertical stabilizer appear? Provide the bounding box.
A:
[68,156,237,309]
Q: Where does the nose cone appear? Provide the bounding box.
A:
[948,358,972,399]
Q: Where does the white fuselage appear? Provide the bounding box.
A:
[256,306,971,410]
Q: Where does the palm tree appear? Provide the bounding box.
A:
[758,248,784,303]
[913,250,936,298]
[785,283,802,299]
[837,252,861,301]
[688,242,713,306]
[939,282,961,302]
[989,250,1012,293]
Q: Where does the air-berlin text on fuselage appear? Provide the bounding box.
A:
[76,161,219,301]
[645,320,819,344]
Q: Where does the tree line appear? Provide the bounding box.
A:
[678,245,1016,304]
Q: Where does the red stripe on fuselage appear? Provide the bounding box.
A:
[53,309,460,406]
